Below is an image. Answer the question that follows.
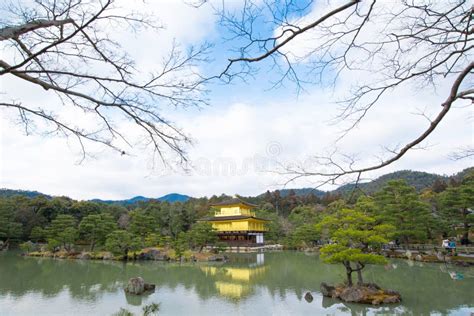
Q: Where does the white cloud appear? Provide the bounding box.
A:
[0,1,472,200]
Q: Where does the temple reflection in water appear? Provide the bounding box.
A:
[201,253,267,299]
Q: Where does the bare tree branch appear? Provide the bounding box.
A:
[1,0,209,165]
[213,0,473,187]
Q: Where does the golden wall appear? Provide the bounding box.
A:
[214,206,255,217]
[211,219,267,232]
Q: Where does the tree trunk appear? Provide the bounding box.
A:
[123,247,129,260]
[356,262,365,285]
[90,241,96,252]
[343,261,353,287]
[462,208,470,244]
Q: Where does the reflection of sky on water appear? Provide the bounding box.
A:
[0,251,473,315]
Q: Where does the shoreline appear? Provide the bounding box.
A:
[18,246,474,267]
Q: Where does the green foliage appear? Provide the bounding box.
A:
[320,245,387,265]
[213,241,228,253]
[1,167,471,255]
[255,210,285,242]
[317,209,394,286]
[105,230,141,258]
[285,224,320,249]
[337,170,448,195]
[326,199,347,213]
[172,232,189,260]
[46,238,61,252]
[438,172,474,243]
[354,196,377,216]
[112,308,133,316]
[187,222,217,251]
[129,210,157,241]
[142,302,160,316]
[375,180,433,244]
[47,215,78,251]
[30,226,46,242]
[288,205,320,227]
[0,199,22,240]
[19,241,36,253]
[144,233,161,247]
[79,213,116,250]
[69,201,101,220]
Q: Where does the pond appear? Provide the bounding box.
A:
[0,251,473,315]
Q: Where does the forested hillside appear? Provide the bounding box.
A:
[3,168,471,202]
[1,167,472,252]
[261,168,473,197]
[0,189,50,199]
[335,170,446,195]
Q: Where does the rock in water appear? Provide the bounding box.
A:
[339,287,365,303]
[320,282,336,297]
[304,292,313,303]
[125,277,145,295]
[415,254,423,261]
[319,283,401,305]
[144,283,156,291]
[125,277,156,295]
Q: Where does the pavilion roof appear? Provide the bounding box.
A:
[209,197,258,208]
[201,215,269,221]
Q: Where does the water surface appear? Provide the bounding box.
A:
[0,251,472,315]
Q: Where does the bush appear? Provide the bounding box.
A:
[19,241,36,253]
[142,302,160,316]
[213,242,228,254]
[47,239,61,252]
[144,233,160,247]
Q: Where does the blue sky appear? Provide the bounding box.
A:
[0,0,472,200]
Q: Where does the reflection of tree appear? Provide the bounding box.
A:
[0,251,472,314]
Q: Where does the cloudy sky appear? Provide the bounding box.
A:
[0,0,472,200]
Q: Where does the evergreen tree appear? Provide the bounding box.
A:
[375,180,433,245]
[438,173,474,244]
[47,214,78,251]
[105,230,141,259]
[0,199,22,245]
[288,205,320,227]
[129,210,157,242]
[187,222,217,252]
[285,224,320,249]
[79,214,117,251]
[317,209,395,286]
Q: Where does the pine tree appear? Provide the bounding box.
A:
[375,180,433,245]
[438,172,474,244]
[317,209,394,286]
[79,214,117,251]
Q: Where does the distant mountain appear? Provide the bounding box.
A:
[335,170,448,195]
[91,193,191,205]
[260,167,473,197]
[0,188,51,199]
[451,166,474,182]
[2,167,471,203]
[158,193,191,203]
[260,188,326,198]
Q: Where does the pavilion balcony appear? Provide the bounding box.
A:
[214,210,256,217]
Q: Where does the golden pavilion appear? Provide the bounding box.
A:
[204,198,269,245]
